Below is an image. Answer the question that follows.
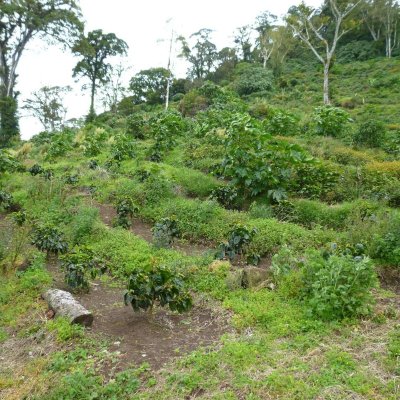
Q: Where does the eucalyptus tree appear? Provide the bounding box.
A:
[286,0,362,104]
[72,29,128,120]
[0,0,83,146]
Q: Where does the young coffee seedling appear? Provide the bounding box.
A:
[124,265,192,313]
[152,217,180,248]
[216,224,258,263]
[115,196,139,229]
[60,246,106,291]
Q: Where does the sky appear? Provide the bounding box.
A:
[17,0,321,139]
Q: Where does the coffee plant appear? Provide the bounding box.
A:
[63,174,79,185]
[111,134,136,161]
[0,150,23,173]
[88,159,99,169]
[216,224,258,263]
[312,106,352,137]
[152,217,180,248]
[60,246,106,291]
[31,224,68,257]
[124,265,192,313]
[221,113,311,198]
[209,185,238,209]
[28,163,44,176]
[115,196,139,229]
[126,113,146,139]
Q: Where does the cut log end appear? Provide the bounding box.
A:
[43,289,94,327]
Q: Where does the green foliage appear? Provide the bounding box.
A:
[124,265,192,313]
[354,120,386,148]
[264,109,299,136]
[115,196,138,229]
[47,317,84,342]
[0,149,22,173]
[81,126,108,156]
[209,185,238,209]
[303,249,377,320]
[68,206,99,245]
[216,224,257,262]
[234,65,274,96]
[0,190,14,211]
[372,213,400,265]
[126,113,146,139]
[31,224,68,256]
[60,246,106,290]
[221,113,311,198]
[311,106,352,137]
[111,133,136,161]
[152,217,180,248]
[28,163,44,176]
[0,96,19,146]
[63,173,79,185]
[45,130,74,160]
[129,67,169,105]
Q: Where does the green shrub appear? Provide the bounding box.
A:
[0,149,22,173]
[152,217,180,248]
[60,246,106,291]
[311,106,352,137]
[354,120,386,148]
[28,163,44,176]
[126,113,146,139]
[303,250,377,320]
[234,65,274,96]
[216,224,258,263]
[115,196,139,229]
[31,224,68,256]
[124,265,192,313]
[264,109,299,136]
[111,133,136,161]
[209,185,238,209]
[45,130,74,160]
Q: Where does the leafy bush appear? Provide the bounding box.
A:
[111,133,136,161]
[28,163,44,176]
[115,196,139,229]
[81,125,108,157]
[312,106,352,137]
[126,113,146,139]
[0,190,14,211]
[179,90,209,117]
[68,207,99,245]
[124,265,192,313]
[88,159,98,169]
[209,185,238,209]
[45,130,74,160]
[221,113,310,199]
[234,65,274,96]
[60,246,106,291]
[63,174,79,185]
[152,217,180,248]
[0,149,22,173]
[216,224,258,263]
[31,224,68,256]
[303,249,377,320]
[264,109,299,136]
[354,120,386,148]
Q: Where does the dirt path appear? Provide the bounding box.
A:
[92,200,212,257]
[46,260,231,371]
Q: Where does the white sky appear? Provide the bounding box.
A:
[17,0,321,139]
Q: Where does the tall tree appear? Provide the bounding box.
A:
[361,0,400,57]
[23,85,71,131]
[100,62,130,114]
[0,0,83,146]
[255,12,277,67]
[178,28,218,80]
[234,25,254,62]
[129,67,170,105]
[287,0,361,104]
[72,29,128,120]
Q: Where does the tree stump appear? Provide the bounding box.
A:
[43,289,93,326]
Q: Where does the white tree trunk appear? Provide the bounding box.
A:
[323,62,330,105]
[43,289,93,326]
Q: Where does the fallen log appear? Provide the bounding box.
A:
[43,289,93,327]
